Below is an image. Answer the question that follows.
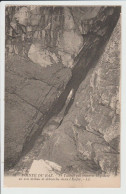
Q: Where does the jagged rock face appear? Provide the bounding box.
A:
[5,53,71,168]
[5,6,92,169]
[38,18,120,174]
[5,6,120,175]
[6,6,83,68]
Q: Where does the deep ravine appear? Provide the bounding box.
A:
[5,6,121,172]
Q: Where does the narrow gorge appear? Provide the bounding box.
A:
[5,6,121,176]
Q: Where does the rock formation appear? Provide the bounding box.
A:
[5,6,121,176]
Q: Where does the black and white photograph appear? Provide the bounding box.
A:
[1,2,122,188]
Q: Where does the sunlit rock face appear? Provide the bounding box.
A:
[6,6,83,68]
[28,43,59,67]
[29,159,61,174]
[57,7,83,68]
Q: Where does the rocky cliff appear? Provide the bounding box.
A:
[5,6,121,176]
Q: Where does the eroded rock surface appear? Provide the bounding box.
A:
[36,18,121,175]
[6,6,83,68]
[5,54,71,168]
[5,6,120,176]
